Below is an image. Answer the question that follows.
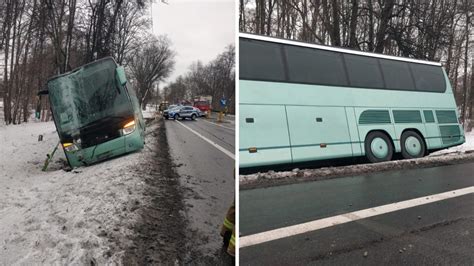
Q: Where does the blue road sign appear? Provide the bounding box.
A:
[220,98,227,107]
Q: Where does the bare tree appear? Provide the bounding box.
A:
[0,0,155,125]
[241,0,474,130]
[128,35,176,109]
[164,45,236,114]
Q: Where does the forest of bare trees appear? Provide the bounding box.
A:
[163,44,236,113]
[0,0,175,125]
[240,0,474,130]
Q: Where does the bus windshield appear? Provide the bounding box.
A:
[48,58,133,144]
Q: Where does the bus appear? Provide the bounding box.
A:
[46,57,145,168]
[239,33,465,169]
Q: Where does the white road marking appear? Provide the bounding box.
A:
[175,120,235,160]
[240,186,474,248]
[200,118,235,131]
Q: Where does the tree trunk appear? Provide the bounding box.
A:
[375,0,395,53]
[348,0,358,48]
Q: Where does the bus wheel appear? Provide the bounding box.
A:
[401,131,426,159]
[365,131,393,163]
[191,114,196,120]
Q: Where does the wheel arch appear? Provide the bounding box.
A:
[364,129,395,153]
[400,128,428,155]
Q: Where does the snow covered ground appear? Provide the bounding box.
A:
[142,105,157,119]
[0,120,154,264]
[430,130,474,155]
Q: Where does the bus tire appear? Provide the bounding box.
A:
[191,114,196,120]
[365,131,393,163]
[400,131,426,159]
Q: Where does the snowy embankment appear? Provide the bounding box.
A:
[240,131,474,189]
[142,105,157,120]
[430,130,474,155]
[0,120,154,264]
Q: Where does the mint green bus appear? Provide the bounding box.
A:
[239,33,465,169]
[46,57,145,167]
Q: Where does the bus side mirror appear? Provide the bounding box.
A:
[116,66,127,86]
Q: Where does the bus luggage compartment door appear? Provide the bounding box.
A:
[239,104,292,168]
[286,106,353,163]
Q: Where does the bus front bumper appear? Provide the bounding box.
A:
[63,130,144,168]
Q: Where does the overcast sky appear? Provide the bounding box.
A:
[151,0,235,86]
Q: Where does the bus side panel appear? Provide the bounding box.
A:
[390,109,428,152]
[239,104,292,168]
[345,107,362,156]
[355,108,397,155]
[286,106,353,163]
[422,109,442,150]
[125,129,145,152]
[424,125,443,149]
[126,84,146,133]
[392,123,428,151]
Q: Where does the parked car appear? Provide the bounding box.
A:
[163,105,179,119]
[169,106,200,120]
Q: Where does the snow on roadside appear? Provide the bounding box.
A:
[142,105,157,119]
[0,121,153,264]
[430,130,474,155]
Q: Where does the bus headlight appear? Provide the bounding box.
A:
[63,142,79,152]
[122,120,136,135]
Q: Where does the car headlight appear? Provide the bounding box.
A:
[122,120,136,135]
[63,142,79,152]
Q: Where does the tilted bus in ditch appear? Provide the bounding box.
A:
[45,57,145,168]
[239,33,465,169]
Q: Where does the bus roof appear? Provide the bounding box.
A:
[240,33,442,67]
[47,56,117,83]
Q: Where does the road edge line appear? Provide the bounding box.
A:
[240,186,474,248]
[175,120,235,160]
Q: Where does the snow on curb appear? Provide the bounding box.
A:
[240,131,474,189]
[240,150,474,189]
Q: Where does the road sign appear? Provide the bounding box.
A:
[220,98,227,107]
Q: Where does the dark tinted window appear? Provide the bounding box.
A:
[239,38,285,81]
[285,45,348,86]
[379,59,415,91]
[410,64,446,92]
[344,54,384,88]
[423,110,435,123]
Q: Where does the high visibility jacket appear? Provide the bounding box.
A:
[221,200,235,257]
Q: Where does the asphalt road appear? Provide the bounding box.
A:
[240,161,474,265]
[164,117,235,263]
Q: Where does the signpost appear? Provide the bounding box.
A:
[218,98,227,122]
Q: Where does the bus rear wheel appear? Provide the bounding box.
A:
[401,131,426,159]
[365,131,393,163]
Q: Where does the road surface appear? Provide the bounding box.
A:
[165,116,235,264]
[240,161,474,265]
